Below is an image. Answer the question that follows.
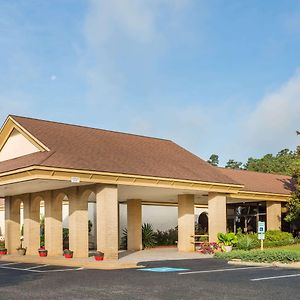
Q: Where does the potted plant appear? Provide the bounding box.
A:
[217,232,238,252]
[63,249,73,259]
[38,243,48,257]
[94,251,104,261]
[17,236,26,256]
[0,247,7,255]
[0,236,6,255]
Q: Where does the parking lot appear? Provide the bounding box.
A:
[1,258,300,299]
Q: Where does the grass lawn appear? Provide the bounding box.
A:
[271,244,300,253]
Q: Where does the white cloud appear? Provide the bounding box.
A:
[81,0,192,105]
[85,0,159,46]
[244,71,300,154]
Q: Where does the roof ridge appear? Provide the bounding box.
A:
[9,114,172,143]
[218,166,291,178]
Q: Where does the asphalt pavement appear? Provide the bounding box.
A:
[0,258,299,299]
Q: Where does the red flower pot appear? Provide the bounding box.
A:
[94,255,104,261]
[0,250,7,255]
[64,253,73,259]
[38,250,48,257]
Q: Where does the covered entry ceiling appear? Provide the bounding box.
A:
[0,179,90,197]
[0,179,208,205]
[118,185,208,205]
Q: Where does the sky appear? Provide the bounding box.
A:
[0,0,300,166]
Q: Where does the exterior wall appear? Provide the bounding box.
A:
[69,189,89,258]
[208,193,227,242]
[0,207,4,236]
[0,129,39,162]
[45,191,63,256]
[5,197,21,254]
[178,194,195,252]
[96,185,119,259]
[1,202,208,242]
[267,201,281,230]
[127,199,142,250]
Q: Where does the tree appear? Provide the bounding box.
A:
[225,159,243,169]
[244,149,298,176]
[284,130,300,223]
[284,166,300,222]
[207,154,219,166]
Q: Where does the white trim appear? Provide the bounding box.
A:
[178,266,268,275]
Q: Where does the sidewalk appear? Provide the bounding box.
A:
[0,254,140,270]
[119,247,212,263]
[0,248,211,269]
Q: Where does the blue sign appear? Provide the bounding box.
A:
[258,221,265,234]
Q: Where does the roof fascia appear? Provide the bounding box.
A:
[229,191,289,202]
[0,165,244,194]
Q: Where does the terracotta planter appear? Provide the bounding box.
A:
[0,249,7,255]
[18,248,26,256]
[64,253,73,259]
[94,255,104,261]
[38,250,48,257]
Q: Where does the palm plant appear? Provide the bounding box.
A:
[121,223,157,250]
[142,223,156,248]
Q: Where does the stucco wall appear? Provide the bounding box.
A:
[0,209,4,236]
[0,129,39,162]
[119,204,207,235]
[0,203,207,241]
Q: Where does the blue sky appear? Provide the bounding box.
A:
[1,0,300,165]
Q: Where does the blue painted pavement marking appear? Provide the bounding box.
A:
[139,267,190,273]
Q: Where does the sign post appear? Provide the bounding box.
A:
[257,221,265,251]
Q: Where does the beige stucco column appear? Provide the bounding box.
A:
[96,184,119,260]
[69,188,89,258]
[267,201,281,230]
[178,194,195,252]
[45,191,63,256]
[5,196,21,254]
[127,199,142,251]
[23,194,40,255]
[208,193,227,242]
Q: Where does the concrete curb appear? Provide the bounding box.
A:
[228,259,300,269]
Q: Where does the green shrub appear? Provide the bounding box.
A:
[215,249,300,263]
[235,231,295,250]
[236,234,259,250]
[265,230,293,242]
[264,239,295,248]
[218,232,238,246]
[154,227,178,246]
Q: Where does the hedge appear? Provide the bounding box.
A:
[215,249,300,263]
[235,231,296,250]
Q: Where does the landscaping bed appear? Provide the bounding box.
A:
[235,230,297,250]
[215,249,300,263]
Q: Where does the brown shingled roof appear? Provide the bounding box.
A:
[0,115,239,185]
[218,167,293,195]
